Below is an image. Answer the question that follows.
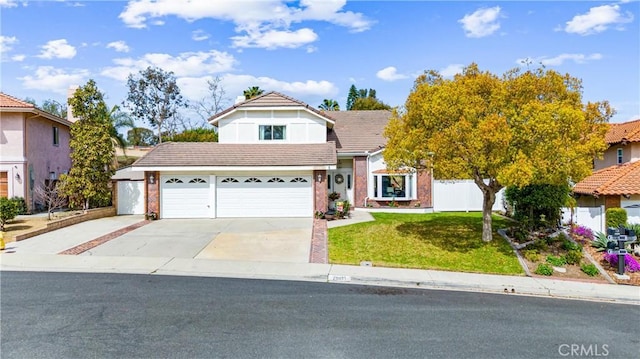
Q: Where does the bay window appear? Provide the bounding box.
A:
[372,173,412,200]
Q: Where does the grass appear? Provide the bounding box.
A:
[328,212,524,275]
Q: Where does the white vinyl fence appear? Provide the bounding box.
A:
[561,206,606,233]
[433,180,505,212]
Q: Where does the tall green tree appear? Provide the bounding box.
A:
[169,127,218,142]
[124,66,187,144]
[127,127,157,146]
[384,63,612,242]
[41,99,68,119]
[318,99,340,111]
[60,80,115,211]
[346,84,358,110]
[350,97,391,110]
[243,86,264,100]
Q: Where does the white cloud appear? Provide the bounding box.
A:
[19,66,89,94]
[0,35,18,52]
[37,39,76,59]
[0,0,17,8]
[192,29,210,41]
[458,6,502,38]
[231,28,318,49]
[376,66,408,81]
[11,54,25,62]
[440,64,464,78]
[119,0,373,49]
[516,53,603,67]
[106,40,130,53]
[101,50,237,81]
[564,4,634,35]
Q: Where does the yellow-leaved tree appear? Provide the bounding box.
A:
[384,63,612,242]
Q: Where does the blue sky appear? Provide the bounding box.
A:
[1,0,638,125]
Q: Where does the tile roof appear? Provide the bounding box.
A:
[0,92,35,108]
[605,119,640,144]
[327,110,392,153]
[209,91,335,124]
[132,142,337,167]
[573,160,640,196]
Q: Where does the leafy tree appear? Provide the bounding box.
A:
[41,99,68,119]
[0,197,18,231]
[170,127,218,142]
[505,184,570,229]
[319,99,340,111]
[34,181,67,220]
[124,66,187,144]
[384,63,612,241]
[23,97,37,105]
[346,84,358,110]
[243,86,264,100]
[350,97,391,110]
[127,127,157,146]
[61,80,115,211]
[192,76,230,126]
[106,105,135,150]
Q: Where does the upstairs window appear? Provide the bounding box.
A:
[617,148,623,164]
[53,126,59,146]
[259,125,286,140]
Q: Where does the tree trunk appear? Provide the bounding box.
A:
[481,189,496,242]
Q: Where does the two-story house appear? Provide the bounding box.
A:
[127,92,432,218]
[573,118,640,211]
[0,93,72,211]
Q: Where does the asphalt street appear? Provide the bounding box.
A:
[1,272,638,359]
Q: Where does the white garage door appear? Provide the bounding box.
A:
[217,175,312,217]
[161,175,212,218]
[117,180,145,215]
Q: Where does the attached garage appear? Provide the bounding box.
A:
[217,175,312,217]
[161,175,213,218]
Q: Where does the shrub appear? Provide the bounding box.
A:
[528,239,549,252]
[535,263,554,276]
[581,263,599,277]
[10,197,27,215]
[565,250,583,265]
[0,197,19,231]
[522,249,541,262]
[561,239,581,251]
[504,184,570,229]
[546,255,566,267]
[603,253,640,272]
[606,208,627,228]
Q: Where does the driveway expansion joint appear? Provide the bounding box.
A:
[58,220,151,255]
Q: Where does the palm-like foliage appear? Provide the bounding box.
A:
[318,99,340,111]
[243,86,264,100]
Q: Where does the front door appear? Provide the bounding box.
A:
[328,170,353,207]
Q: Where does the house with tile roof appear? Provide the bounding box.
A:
[124,92,432,218]
[0,92,73,211]
[573,118,640,217]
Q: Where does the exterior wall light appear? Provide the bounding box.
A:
[317,174,322,182]
[149,174,156,184]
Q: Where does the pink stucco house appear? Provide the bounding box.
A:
[0,93,72,211]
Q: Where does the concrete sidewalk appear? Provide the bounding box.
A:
[1,253,638,305]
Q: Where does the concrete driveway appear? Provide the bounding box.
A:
[82,218,313,263]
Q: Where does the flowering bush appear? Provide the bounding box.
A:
[603,253,640,272]
[570,225,594,242]
[328,192,340,201]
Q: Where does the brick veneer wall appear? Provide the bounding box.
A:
[146,171,160,216]
[353,156,368,208]
[15,207,116,241]
[605,195,621,210]
[313,170,327,213]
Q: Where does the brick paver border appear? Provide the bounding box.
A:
[58,220,150,255]
[309,218,328,264]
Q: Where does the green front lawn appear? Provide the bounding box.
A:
[328,212,523,275]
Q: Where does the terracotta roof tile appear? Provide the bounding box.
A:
[605,119,640,144]
[327,110,391,153]
[573,161,640,196]
[0,92,35,108]
[132,142,337,167]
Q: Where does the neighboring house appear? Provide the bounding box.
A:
[573,118,640,211]
[122,92,432,218]
[0,93,72,211]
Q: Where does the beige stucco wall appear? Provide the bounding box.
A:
[26,116,72,190]
[594,143,640,170]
